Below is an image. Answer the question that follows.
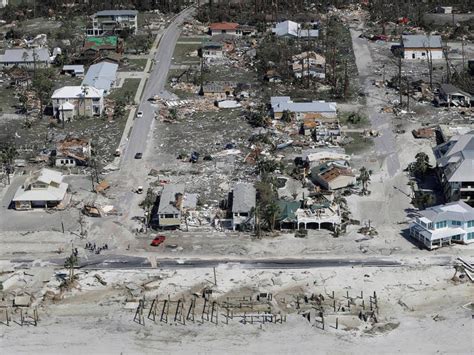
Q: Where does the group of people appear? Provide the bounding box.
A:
[84,242,108,254]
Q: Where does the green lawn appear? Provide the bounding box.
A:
[109,78,141,102]
[123,58,148,72]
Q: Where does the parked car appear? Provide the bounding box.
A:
[134,152,143,159]
[136,111,143,118]
[151,235,166,247]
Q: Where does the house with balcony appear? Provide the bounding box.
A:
[12,168,69,210]
[433,133,474,205]
[87,10,138,36]
[231,183,256,231]
[52,86,104,120]
[409,201,474,249]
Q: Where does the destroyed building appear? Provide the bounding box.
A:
[310,161,355,191]
[0,48,51,69]
[54,137,92,168]
[435,84,472,107]
[271,96,337,119]
[200,42,224,59]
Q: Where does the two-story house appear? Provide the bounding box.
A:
[410,201,474,249]
[87,10,138,36]
[231,183,256,231]
[433,133,474,205]
[12,168,69,210]
[52,86,104,120]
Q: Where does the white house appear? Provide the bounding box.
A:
[52,86,104,120]
[401,35,443,60]
[12,168,68,210]
[87,10,138,36]
[272,20,319,38]
[271,96,337,119]
[410,201,474,249]
[433,133,474,204]
[201,42,224,59]
[0,48,51,69]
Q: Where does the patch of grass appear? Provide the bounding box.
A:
[123,58,148,72]
[338,111,369,127]
[172,43,201,65]
[109,78,141,102]
[344,133,374,155]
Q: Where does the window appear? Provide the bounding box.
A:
[452,220,462,226]
[435,221,447,229]
[467,232,474,240]
[467,220,474,228]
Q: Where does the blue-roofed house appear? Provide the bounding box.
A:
[82,61,118,95]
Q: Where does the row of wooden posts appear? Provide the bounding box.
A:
[0,307,39,327]
[133,296,285,326]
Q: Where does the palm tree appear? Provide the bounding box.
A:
[264,201,280,231]
[412,152,430,177]
[64,253,78,283]
[81,85,89,117]
[358,167,372,194]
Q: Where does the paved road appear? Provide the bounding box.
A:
[112,7,195,222]
[121,7,195,165]
[350,28,401,178]
[32,254,454,270]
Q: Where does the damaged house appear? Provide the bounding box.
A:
[272,20,319,38]
[82,61,118,95]
[291,51,326,79]
[200,42,224,60]
[12,168,69,210]
[310,161,356,191]
[271,96,337,120]
[435,84,472,107]
[0,48,51,69]
[54,137,91,167]
[277,195,341,230]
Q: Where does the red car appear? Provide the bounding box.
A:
[151,235,166,247]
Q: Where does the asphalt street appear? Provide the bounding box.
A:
[32,254,454,270]
[122,7,195,165]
